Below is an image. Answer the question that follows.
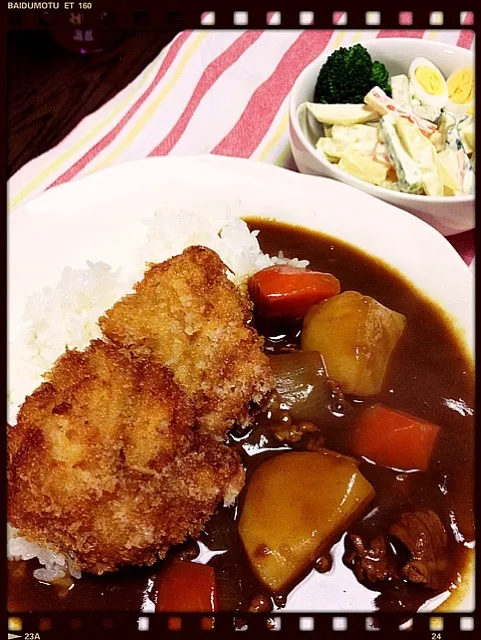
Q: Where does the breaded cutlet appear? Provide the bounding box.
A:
[7,340,245,575]
[100,246,274,440]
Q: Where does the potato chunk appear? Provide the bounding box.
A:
[301,291,406,396]
[238,451,375,592]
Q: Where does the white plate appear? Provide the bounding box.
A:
[7,155,474,613]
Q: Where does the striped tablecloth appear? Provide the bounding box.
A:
[8,28,475,267]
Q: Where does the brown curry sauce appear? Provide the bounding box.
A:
[8,220,475,614]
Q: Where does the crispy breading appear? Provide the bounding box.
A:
[7,340,244,574]
[100,246,274,439]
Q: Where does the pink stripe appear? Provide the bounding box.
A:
[447,230,475,266]
[456,20,475,264]
[457,29,475,49]
[377,30,425,39]
[47,31,193,189]
[211,30,334,158]
[149,31,262,157]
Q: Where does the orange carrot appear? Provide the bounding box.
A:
[155,561,218,613]
[248,265,340,319]
[350,404,441,472]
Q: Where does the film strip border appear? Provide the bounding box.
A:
[6,6,476,29]
[7,612,477,638]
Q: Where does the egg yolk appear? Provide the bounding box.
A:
[415,66,445,96]
[447,68,474,104]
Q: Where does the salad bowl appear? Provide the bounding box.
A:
[288,38,474,236]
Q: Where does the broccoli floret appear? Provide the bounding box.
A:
[371,61,392,96]
[314,44,392,104]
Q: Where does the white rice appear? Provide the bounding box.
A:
[7,524,81,581]
[7,262,127,426]
[7,209,308,582]
[141,208,308,282]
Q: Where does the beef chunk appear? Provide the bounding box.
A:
[389,509,448,590]
[344,532,400,584]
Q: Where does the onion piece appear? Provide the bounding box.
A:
[268,351,348,428]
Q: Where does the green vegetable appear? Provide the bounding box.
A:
[371,61,391,95]
[314,44,392,104]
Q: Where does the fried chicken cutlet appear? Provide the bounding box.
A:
[100,246,274,440]
[8,340,244,575]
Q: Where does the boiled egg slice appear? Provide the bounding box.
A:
[408,57,448,109]
[446,66,474,115]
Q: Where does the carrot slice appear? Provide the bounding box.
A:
[350,404,441,472]
[155,561,218,613]
[248,265,340,319]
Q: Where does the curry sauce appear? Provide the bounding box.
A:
[8,220,474,615]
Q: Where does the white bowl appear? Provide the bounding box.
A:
[8,156,474,613]
[288,38,475,236]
